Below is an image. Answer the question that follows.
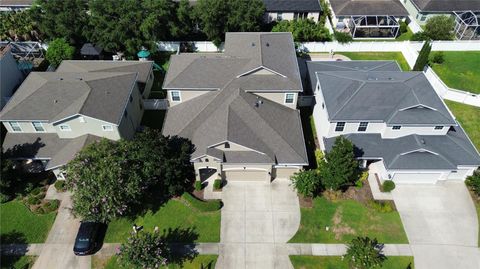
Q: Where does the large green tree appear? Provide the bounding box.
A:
[194,0,265,46]
[272,19,331,42]
[35,0,88,45]
[0,10,41,41]
[66,129,194,222]
[45,38,75,67]
[344,237,387,269]
[413,41,431,71]
[320,136,359,190]
[171,0,195,39]
[118,231,168,268]
[424,15,455,40]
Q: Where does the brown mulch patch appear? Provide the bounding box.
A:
[343,179,374,205]
[192,189,204,200]
[299,195,313,208]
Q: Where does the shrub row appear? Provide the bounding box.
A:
[181,192,222,212]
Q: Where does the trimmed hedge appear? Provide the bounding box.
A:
[213,179,222,190]
[382,180,396,192]
[181,193,222,212]
[194,181,203,191]
[54,180,66,192]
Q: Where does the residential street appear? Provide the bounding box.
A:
[392,181,480,269]
[32,195,90,269]
[216,179,300,269]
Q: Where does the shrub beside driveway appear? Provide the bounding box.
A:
[289,197,408,244]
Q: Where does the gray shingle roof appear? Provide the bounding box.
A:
[164,33,303,92]
[329,0,409,16]
[57,60,153,85]
[80,43,103,56]
[325,126,480,169]
[410,0,480,12]
[314,70,456,125]
[0,72,137,124]
[263,0,322,13]
[0,0,33,6]
[2,133,101,170]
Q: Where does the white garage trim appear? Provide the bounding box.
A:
[391,172,443,184]
[223,168,270,182]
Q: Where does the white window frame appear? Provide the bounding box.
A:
[277,13,283,21]
[335,122,346,132]
[434,126,444,130]
[59,124,71,131]
[102,125,114,131]
[358,122,368,132]
[9,121,22,132]
[171,91,181,102]
[392,125,401,130]
[284,93,295,104]
[32,121,45,132]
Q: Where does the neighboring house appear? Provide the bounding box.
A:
[0,0,32,11]
[0,60,152,179]
[402,0,480,25]
[328,0,409,38]
[162,32,308,183]
[263,0,322,22]
[0,45,24,109]
[308,61,480,184]
[56,60,154,99]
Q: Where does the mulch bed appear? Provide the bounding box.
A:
[343,179,374,205]
[192,189,204,200]
[299,195,313,208]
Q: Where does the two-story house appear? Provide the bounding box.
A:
[162,32,308,183]
[0,60,154,179]
[308,60,480,184]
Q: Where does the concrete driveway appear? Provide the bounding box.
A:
[392,181,480,269]
[216,179,300,269]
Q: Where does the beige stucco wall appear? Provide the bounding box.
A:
[167,90,212,106]
[193,157,222,181]
[255,92,297,109]
[2,121,55,133]
[118,83,144,139]
[143,70,154,99]
[273,167,300,179]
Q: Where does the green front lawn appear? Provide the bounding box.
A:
[0,255,36,269]
[0,200,56,243]
[338,52,410,71]
[396,27,414,41]
[289,197,408,243]
[431,51,480,94]
[104,198,220,243]
[290,256,414,269]
[445,100,480,150]
[92,255,217,269]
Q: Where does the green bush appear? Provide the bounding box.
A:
[430,51,445,64]
[466,170,480,196]
[334,31,353,44]
[410,32,430,41]
[368,201,394,213]
[213,179,222,190]
[34,206,46,214]
[36,191,46,200]
[382,180,395,192]
[26,196,41,206]
[399,21,408,34]
[291,170,321,197]
[181,192,222,212]
[355,171,369,189]
[54,180,66,192]
[45,200,60,212]
[194,181,203,191]
[272,19,332,42]
[31,187,42,196]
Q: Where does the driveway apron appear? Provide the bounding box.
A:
[392,181,480,269]
[216,179,300,269]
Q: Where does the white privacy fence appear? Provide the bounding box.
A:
[156,41,221,52]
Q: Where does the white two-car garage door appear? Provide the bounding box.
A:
[392,173,442,184]
[223,170,268,182]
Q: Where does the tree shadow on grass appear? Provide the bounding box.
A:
[0,230,29,268]
[162,227,199,266]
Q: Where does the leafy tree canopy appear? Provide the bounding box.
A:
[194,0,265,47]
[119,231,168,268]
[35,0,88,45]
[319,136,359,190]
[45,38,75,67]
[0,10,41,41]
[66,128,194,222]
[424,15,455,40]
[272,19,331,42]
[344,237,387,269]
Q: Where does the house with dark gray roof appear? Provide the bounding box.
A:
[0,0,32,12]
[328,0,409,38]
[0,60,151,179]
[402,0,480,25]
[162,32,308,183]
[308,60,480,183]
[263,0,322,22]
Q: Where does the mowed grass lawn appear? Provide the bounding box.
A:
[104,199,220,243]
[431,51,480,94]
[92,255,217,269]
[290,256,414,269]
[445,100,480,150]
[289,197,408,244]
[0,200,56,243]
[338,52,410,71]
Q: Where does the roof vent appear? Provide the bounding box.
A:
[266,42,270,47]
[76,77,83,81]
[251,42,255,47]
[420,139,425,144]
[254,97,263,108]
[53,99,58,104]
[57,78,63,81]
